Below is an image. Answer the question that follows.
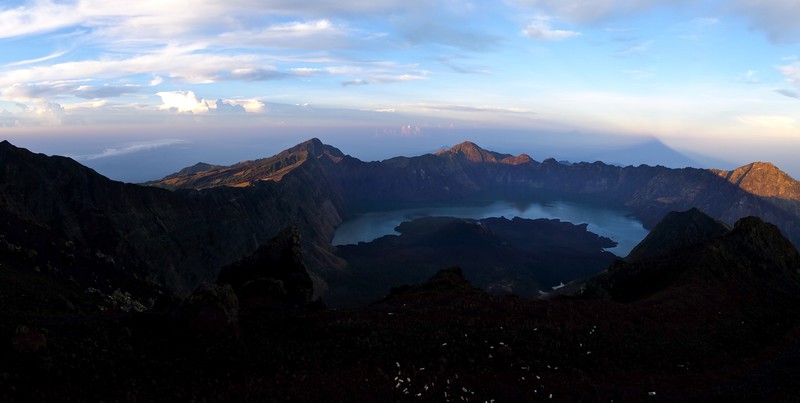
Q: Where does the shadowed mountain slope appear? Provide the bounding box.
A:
[0,140,343,294]
[584,209,800,303]
[624,207,730,261]
[3,137,800,303]
[4,190,800,401]
[149,138,800,250]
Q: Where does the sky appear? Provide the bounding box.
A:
[1,0,799,182]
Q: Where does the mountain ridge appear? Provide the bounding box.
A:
[712,161,800,201]
[146,138,346,190]
[5,139,800,400]
[434,141,534,165]
[584,209,800,303]
[3,137,800,300]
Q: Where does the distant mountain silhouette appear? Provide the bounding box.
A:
[578,137,699,168]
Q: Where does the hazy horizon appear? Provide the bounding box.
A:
[2,1,799,182]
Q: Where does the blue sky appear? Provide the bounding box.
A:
[1,0,799,182]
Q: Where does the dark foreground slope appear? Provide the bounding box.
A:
[0,139,343,297]
[3,210,800,402]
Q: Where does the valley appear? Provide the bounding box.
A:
[2,138,800,401]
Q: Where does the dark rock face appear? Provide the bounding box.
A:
[3,202,800,401]
[386,267,479,297]
[11,325,47,353]
[624,207,730,261]
[179,283,239,337]
[585,209,800,303]
[0,140,343,294]
[217,226,316,308]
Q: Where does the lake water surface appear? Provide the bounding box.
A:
[332,199,649,256]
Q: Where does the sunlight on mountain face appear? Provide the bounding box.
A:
[2,1,800,180]
[3,1,800,400]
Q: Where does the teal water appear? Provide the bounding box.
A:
[332,199,649,257]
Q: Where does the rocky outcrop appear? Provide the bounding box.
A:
[147,138,345,190]
[0,140,344,294]
[624,207,730,261]
[179,283,239,337]
[585,209,800,302]
[217,226,317,308]
[712,162,800,201]
[434,141,531,165]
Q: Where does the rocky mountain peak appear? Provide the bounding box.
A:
[286,137,345,160]
[728,215,798,260]
[436,141,498,162]
[216,226,315,307]
[625,208,730,261]
[148,138,346,189]
[712,161,800,201]
[435,141,533,165]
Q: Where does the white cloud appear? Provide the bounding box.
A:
[512,1,800,43]
[0,45,278,89]
[735,70,760,84]
[616,40,653,57]
[737,115,796,129]
[0,101,67,126]
[522,17,581,41]
[512,0,675,24]
[84,139,191,160]
[157,91,210,113]
[0,0,83,39]
[728,0,800,44]
[779,62,800,87]
[416,104,531,114]
[61,100,109,111]
[156,91,264,114]
[775,89,799,99]
[291,67,322,77]
[211,99,246,114]
[1,50,67,67]
[223,99,265,113]
[342,79,368,87]
[216,19,353,49]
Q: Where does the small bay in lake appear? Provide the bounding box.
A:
[333,198,649,256]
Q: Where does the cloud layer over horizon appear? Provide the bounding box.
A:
[1,0,799,178]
